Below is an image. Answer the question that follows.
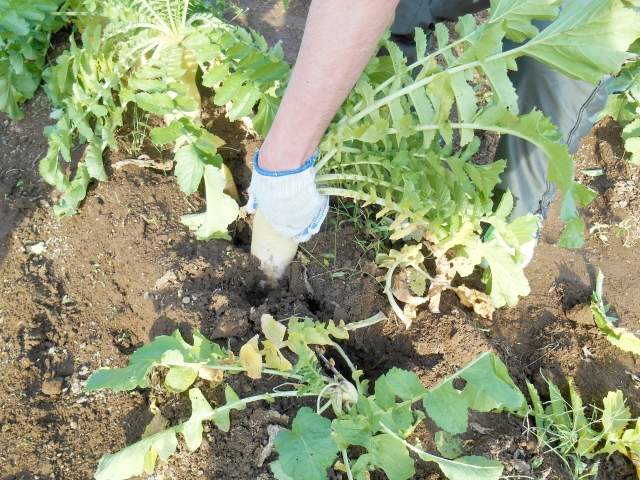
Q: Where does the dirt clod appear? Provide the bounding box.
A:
[41,378,64,396]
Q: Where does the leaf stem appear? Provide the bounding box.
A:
[342,450,355,480]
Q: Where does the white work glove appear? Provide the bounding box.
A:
[247,150,329,242]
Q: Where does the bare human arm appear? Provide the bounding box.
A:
[257,0,400,172]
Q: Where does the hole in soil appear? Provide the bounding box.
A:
[307,298,322,316]
[244,283,269,307]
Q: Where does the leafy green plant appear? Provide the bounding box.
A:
[307,0,640,326]
[38,0,290,238]
[0,0,90,119]
[86,312,528,480]
[590,269,640,355]
[527,377,640,479]
[599,37,640,165]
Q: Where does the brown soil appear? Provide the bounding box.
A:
[1,2,640,480]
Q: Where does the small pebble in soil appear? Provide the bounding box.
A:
[182,296,191,304]
[42,378,64,396]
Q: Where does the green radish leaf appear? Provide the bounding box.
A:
[459,353,525,410]
[228,82,262,121]
[214,71,245,105]
[423,382,469,434]
[274,407,338,480]
[435,431,469,459]
[383,368,426,402]
[479,239,530,308]
[181,165,239,241]
[370,434,415,480]
[134,92,175,115]
[515,0,640,85]
[253,95,281,136]
[174,144,206,195]
[151,121,184,145]
[434,455,504,480]
[374,375,397,410]
[332,416,374,451]
[39,145,71,192]
[94,429,178,480]
[84,143,107,181]
[487,0,561,43]
[270,461,294,480]
[53,163,90,217]
[202,63,230,87]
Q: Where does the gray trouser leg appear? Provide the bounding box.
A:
[496,32,608,220]
[391,0,608,220]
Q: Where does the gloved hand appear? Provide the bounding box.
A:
[247,150,329,243]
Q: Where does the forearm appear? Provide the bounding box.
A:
[258,0,399,172]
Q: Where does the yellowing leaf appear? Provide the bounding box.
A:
[262,314,287,348]
[263,340,293,372]
[141,401,169,474]
[239,335,262,379]
[602,390,631,437]
[198,366,224,387]
[455,285,496,319]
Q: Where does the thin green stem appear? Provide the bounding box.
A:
[342,450,354,480]
[332,343,357,374]
[384,258,408,324]
[138,0,172,36]
[347,46,519,127]
[315,147,337,172]
[409,261,435,282]
[344,311,387,330]
[181,0,190,28]
[406,121,548,154]
[315,173,402,193]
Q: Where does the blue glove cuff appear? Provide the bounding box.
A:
[253,150,317,177]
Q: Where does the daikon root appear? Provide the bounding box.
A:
[251,207,297,282]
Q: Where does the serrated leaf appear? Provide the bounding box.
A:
[210,385,245,432]
[378,404,415,436]
[602,390,631,436]
[274,407,338,480]
[214,71,244,106]
[134,92,175,115]
[253,95,281,136]
[227,82,262,121]
[202,63,230,87]
[85,335,191,392]
[150,121,184,145]
[53,163,90,217]
[39,145,71,191]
